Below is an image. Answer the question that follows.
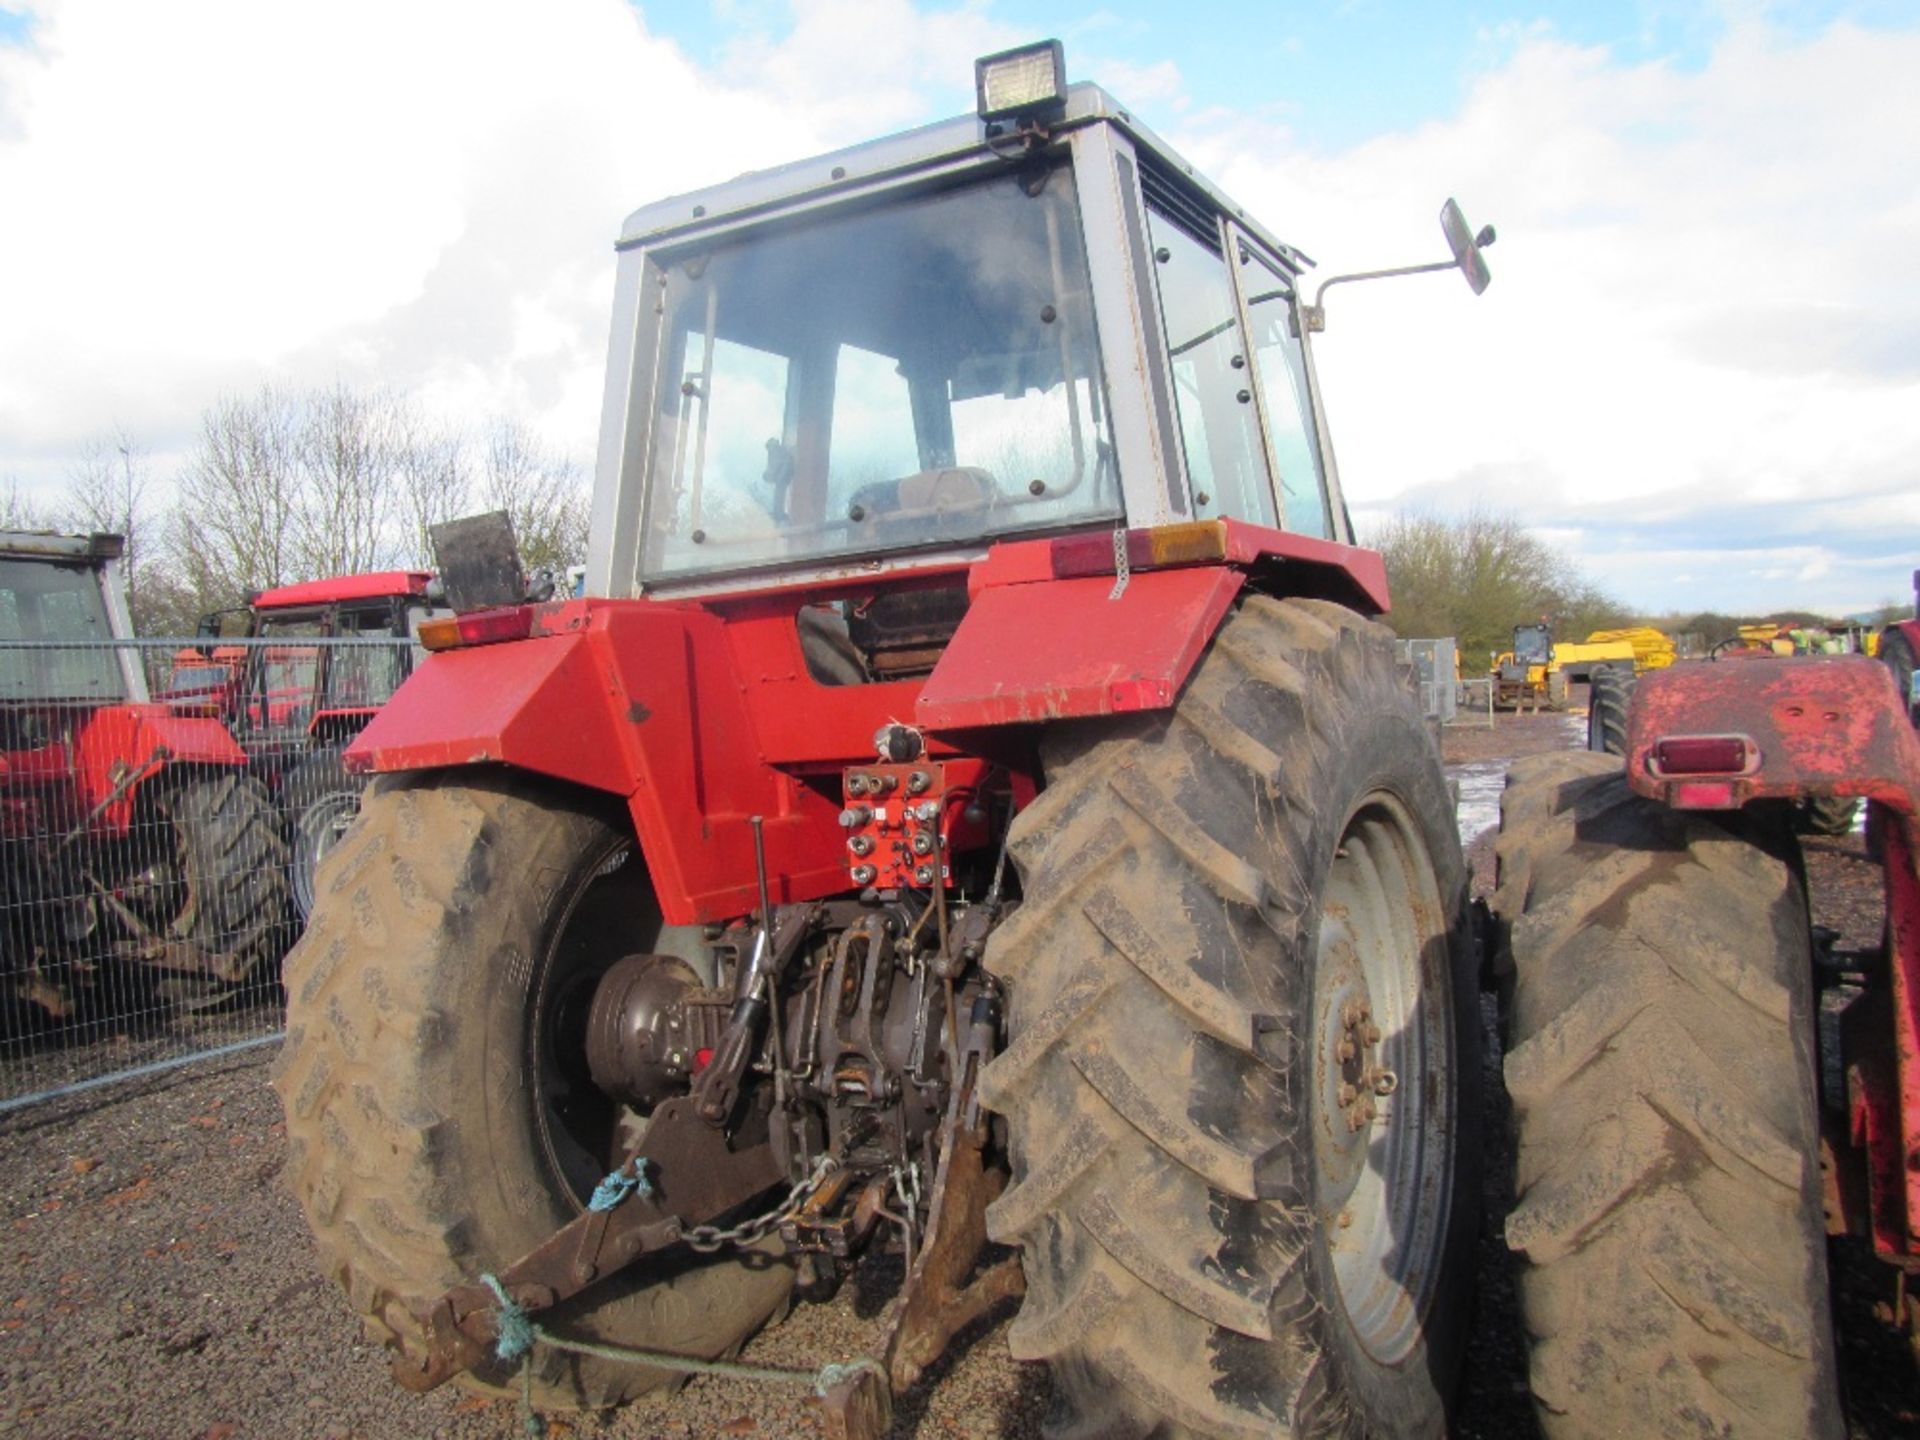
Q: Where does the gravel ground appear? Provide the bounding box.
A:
[0,700,1913,1438]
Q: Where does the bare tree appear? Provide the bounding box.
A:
[64,430,160,627]
[396,421,471,570]
[171,386,303,610]
[0,475,55,531]
[476,418,589,574]
[1369,506,1626,664]
[293,382,405,577]
[154,385,590,616]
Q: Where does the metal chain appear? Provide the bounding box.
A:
[682,1153,840,1253]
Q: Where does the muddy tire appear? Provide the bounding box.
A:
[1492,752,1840,1438]
[981,595,1479,1438]
[1794,794,1860,837]
[1585,666,1635,756]
[1882,628,1915,722]
[272,771,792,1409]
[280,748,362,924]
[156,770,291,999]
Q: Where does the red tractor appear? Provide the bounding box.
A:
[185,570,445,921]
[276,43,1497,1437]
[1500,637,1920,1434]
[0,531,289,1016]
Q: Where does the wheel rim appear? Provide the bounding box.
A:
[292,790,361,921]
[1310,793,1455,1366]
[527,839,659,1209]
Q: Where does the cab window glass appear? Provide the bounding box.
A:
[1238,244,1331,538]
[827,344,921,520]
[1145,208,1275,527]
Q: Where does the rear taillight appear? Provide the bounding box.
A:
[418,605,535,652]
[1050,520,1229,579]
[1651,735,1754,775]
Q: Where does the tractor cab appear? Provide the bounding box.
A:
[587,61,1361,627]
[200,571,441,758]
[1509,622,1552,672]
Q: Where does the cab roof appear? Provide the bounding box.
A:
[0,530,123,564]
[617,82,1313,272]
[253,570,432,610]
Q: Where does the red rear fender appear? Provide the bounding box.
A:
[1624,656,1920,814]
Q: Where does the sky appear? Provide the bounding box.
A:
[0,0,1915,617]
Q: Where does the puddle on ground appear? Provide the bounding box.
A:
[1445,713,1588,846]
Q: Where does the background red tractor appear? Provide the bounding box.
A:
[0,530,288,1018]
[1500,636,1920,1435]
[183,570,446,920]
[275,42,1498,1438]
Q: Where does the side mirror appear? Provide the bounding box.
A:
[1440,198,1494,296]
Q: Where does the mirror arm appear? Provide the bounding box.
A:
[1296,258,1461,334]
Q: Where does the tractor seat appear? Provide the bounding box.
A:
[847,467,995,527]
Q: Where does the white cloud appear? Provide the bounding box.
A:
[1171,19,1920,613]
[0,0,980,492]
[1,5,1915,615]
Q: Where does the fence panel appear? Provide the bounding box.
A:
[0,636,411,1108]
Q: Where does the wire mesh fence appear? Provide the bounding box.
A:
[0,636,417,1110]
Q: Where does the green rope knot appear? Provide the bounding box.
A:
[588,1159,653,1212]
[481,1272,537,1365]
[812,1356,889,1398]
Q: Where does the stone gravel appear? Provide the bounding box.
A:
[0,702,1912,1438]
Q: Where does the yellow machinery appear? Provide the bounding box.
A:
[1585,625,1675,671]
[1548,638,1639,682]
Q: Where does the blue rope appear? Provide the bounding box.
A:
[587,1159,653,1212]
[480,1273,536,1364]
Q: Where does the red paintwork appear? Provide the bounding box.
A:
[1624,657,1920,814]
[916,568,1244,728]
[71,706,248,830]
[0,703,246,835]
[839,759,992,890]
[253,571,431,610]
[1851,809,1920,1262]
[968,518,1390,614]
[348,532,1388,925]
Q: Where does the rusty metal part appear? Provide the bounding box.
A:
[881,1044,1022,1389]
[694,904,818,1124]
[1624,656,1920,815]
[819,1361,894,1440]
[390,1095,784,1394]
[814,1011,1018,1438]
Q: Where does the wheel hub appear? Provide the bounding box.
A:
[1308,798,1454,1368]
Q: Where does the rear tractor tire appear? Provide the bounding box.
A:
[981,595,1481,1438]
[273,771,793,1409]
[149,770,291,1007]
[280,748,362,924]
[1881,628,1916,723]
[1584,666,1634,756]
[1492,752,1840,1438]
